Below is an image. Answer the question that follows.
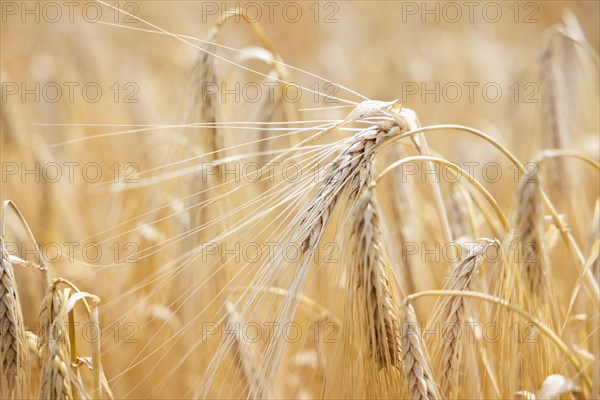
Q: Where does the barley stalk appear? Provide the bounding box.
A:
[385,146,418,294]
[91,301,102,400]
[587,199,599,282]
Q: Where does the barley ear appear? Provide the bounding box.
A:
[401,304,442,400]
[350,188,402,370]
[437,242,488,397]
[39,285,73,400]
[224,301,268,399]
[514,175,548,302]
[0,239,24,395]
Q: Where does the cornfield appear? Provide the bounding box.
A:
[1,1,599,399]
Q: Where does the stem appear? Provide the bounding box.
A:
[413,130,454,244]
[68,309,77,366]
[2,200,50,284]
[534,149,600,171]
[228,285,338,324]
[68,308,80,399]
[215,10,278,57]
[91,300,102,400]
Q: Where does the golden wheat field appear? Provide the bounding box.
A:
[1,0,599,399]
